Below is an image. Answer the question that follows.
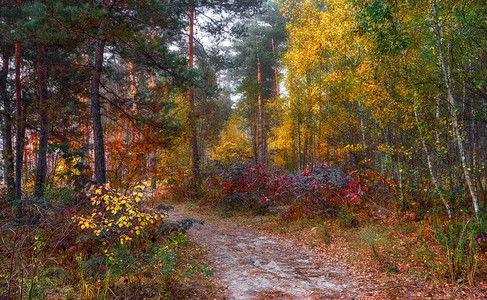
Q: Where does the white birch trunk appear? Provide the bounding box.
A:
[432,0,480,221]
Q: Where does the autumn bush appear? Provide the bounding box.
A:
[200,160,395,220]
[74,184,165,246]
[0,183,214,299]
[166,160,487,287]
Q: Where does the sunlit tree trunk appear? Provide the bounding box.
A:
[150,72,157,190]
[123,62,128,101]
[128,60,138,143]
[129,61,137,113]
[432,0,480,221]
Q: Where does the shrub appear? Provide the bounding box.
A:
[74,183,165,246]
[202,160,393,220]
[0,182,213,299]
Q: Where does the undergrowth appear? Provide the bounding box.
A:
[0,184,217,299]
[166,160,487,291]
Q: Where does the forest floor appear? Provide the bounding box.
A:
[154,197,487,300]
[166,206,359,299]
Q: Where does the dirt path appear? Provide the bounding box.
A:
[166,207,366,300]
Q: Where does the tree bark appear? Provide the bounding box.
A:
[188,6,200,188]
[392,0,451,218]
[414,108,452,219]
[271,37,280,98]
[0,53,14,201]
[435,90,441,147]
[90,0,110,185]
[14,39,25,204]
[432,0,480,221]
[34,44,49,198]
[14,0,25,218]
[297,116,302,171]
[256,35,264,165]
[252,110,258,164]
[357,101,366,153]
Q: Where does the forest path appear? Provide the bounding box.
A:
[164,204,367,300]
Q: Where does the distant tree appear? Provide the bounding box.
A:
[229,0,287,165]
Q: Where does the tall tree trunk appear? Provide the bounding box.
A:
[128,61,138,141]
[14,40,26,204]
[0,54,14,201]
[432,0,480,221]
[123,62,128,100]
[34,44,49,198]
[435,90,441,147]
[149,72,157,190]
[252,110,258,164]
[188,6,200,188]
[392,0,451,217]
[303,130,309,169]
[14,0,24,218]
[256,35,264,165]
[357,101,366,153]
[415,108,452,219]
[310,127,315,167]
[271,37,280,98]
[90,0,110,185]
[0,59,5,193]
[297,116,302,171]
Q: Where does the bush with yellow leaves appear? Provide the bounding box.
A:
[69,184,215,297]
[74,183,165,247]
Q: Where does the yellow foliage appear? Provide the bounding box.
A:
[211,113,252,162]
[73,183,164,247]
[276,0,421,166]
